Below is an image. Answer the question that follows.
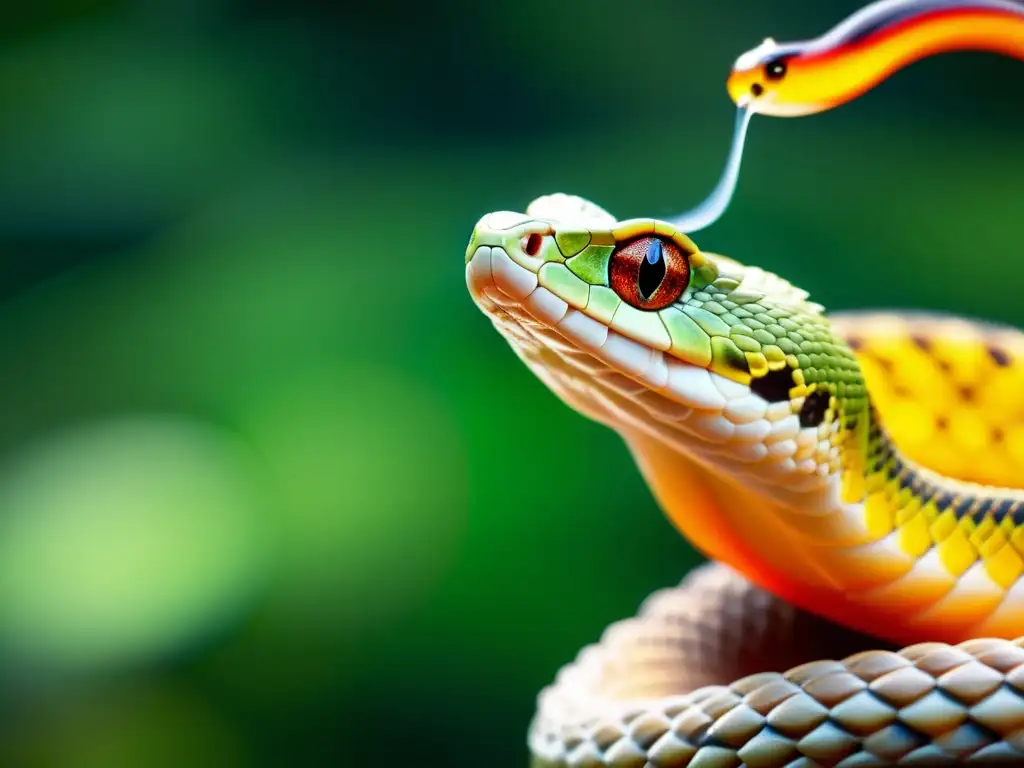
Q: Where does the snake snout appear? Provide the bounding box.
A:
[465,213,559,311]
[467,214,576,338]
[465,241,544,312]
[465,212,552,263]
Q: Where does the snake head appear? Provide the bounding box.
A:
[727,38,823,117]
[466,194,866,496]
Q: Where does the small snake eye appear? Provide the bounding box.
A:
[764,58,787,80]
[609,236,690,311]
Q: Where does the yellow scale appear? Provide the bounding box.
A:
[833,313,1024,593]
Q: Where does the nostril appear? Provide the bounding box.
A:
[523,233,542,257]
[751,83,764,97]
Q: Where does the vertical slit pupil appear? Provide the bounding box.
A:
[638,240,666,301]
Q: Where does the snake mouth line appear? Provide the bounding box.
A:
[466,244,834,481]
[467,242,843,496]
[467,244,739,414]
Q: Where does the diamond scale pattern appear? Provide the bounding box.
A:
[529,565,1024,768]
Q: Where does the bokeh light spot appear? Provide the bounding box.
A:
[0,415,273,673]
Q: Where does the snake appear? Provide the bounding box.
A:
[463,3,1024,764]
[725,0,1024,117]
[675,0,1024,234]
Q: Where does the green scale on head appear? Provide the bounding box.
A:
[466,194,870,483]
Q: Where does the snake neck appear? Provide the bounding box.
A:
[627,389,1024,645]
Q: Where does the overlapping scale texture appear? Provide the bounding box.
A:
[681,267,866,432]
[530,565,1024,768]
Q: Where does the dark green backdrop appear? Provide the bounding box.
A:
[0,0,1021,765]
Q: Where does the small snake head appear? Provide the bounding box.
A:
[466,194,866,498]
[727,38,824,117]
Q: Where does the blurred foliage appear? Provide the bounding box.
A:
[0,0,1021,765]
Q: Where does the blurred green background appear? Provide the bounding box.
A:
[0,0,1022,765]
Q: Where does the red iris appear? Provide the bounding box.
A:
[609,236,690,311]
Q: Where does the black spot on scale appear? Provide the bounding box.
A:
[799,390,830,428]
[911,335,931,352]
[916,482,935,509]
[750,367,795,403]
[934,493,954,512]
[871,441,894,475]
[955,497,975,518]
[970,498,994,523]
[993,499,1015,523]
[988,345,1012,367]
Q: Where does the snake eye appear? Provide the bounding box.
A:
[764,58,787,80]
[609,236,690,311]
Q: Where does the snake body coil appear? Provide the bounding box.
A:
[530,564,1024,767]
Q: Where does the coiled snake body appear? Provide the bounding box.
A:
[465,193,1024,766]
